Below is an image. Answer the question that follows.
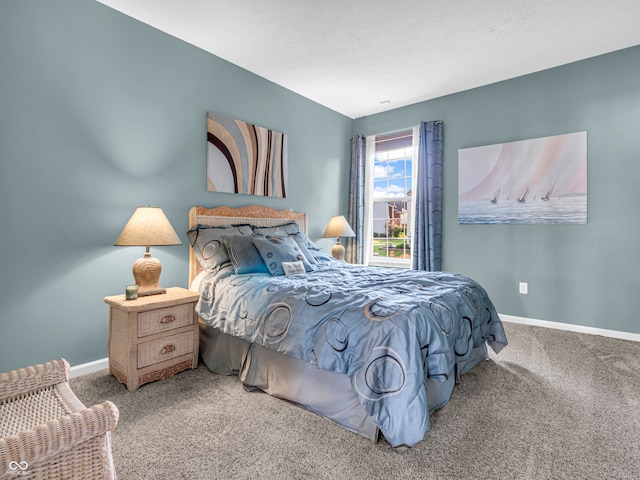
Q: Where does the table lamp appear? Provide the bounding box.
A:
[322,215,355,261]
[114,206,181,296]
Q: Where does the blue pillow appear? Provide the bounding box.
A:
[252,236,313,276]
[187,224,253,274]
[288,232,318,265]
[224,235,270,275]
[253,224,317,265]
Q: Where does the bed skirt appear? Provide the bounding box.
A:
[199,320,488,445]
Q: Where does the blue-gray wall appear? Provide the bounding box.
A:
[355,46,640,336]
[0,0,352,371]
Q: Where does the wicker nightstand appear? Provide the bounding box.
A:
[104,287,200,391]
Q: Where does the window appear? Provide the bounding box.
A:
[365,128,418,268]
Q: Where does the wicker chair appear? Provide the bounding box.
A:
[0,359,119,480]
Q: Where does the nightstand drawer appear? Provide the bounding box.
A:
[137,304,193,338]
[137,332,194,369]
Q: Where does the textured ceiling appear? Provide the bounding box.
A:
[96,0,640,118]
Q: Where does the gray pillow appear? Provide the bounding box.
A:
[187,224,253,274]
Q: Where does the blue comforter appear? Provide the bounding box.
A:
[196,262,507,447]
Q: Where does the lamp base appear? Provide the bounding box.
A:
[132,252,166,296]
[331,240,346,262]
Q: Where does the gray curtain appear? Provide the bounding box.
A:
[412,121,443,271]
[346,135,366,264]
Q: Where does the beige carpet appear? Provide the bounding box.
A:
[71,322,640,479]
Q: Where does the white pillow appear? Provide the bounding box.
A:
[282,260,306,276]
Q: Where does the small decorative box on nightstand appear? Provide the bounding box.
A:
[104,287,200,391]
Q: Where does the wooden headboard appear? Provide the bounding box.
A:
[188,205,308,285]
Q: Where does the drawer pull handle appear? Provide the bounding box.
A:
[160,315,176,324]
[160,344,176,354]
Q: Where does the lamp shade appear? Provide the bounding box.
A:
[322,215,355,239]
[114,206,181,247]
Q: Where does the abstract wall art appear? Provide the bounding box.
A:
[458,131,587,224]
[207,112,288,197]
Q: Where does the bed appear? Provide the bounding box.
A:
[188,205,507,451]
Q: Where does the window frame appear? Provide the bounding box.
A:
[363,126,419,268]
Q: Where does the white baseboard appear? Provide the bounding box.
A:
[69,358,109,379]
[499,313,640,343]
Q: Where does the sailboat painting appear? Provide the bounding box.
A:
[458,132,587,224]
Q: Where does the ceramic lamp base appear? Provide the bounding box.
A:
[132,252,166,296]
[331,240,346,262]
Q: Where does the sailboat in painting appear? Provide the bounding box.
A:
[516,184,529,203]
[541,181,555,201]
[490,184,501,204]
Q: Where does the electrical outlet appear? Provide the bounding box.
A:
[519,282,528,295]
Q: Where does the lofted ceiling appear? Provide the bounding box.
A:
[96,0,640,119]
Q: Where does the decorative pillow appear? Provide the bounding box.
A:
[223,235,269,275]
[289,232,318,265]
[282,260,306,276]
[253,224,317,265]
[187,224,253,274]
[252,236,313,276]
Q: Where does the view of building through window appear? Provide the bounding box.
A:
[371,130,414,264]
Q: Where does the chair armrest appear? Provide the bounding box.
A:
[0,359,70,402]
[0,401,119,468]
